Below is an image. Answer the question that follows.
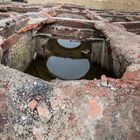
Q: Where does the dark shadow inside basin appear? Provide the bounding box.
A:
[25,38,115,81]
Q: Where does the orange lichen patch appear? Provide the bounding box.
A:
[28,99,38,111]
[96,88,110,99]
[123,72,137,81]
[123,70,140,81]
[61,86,79,96]
[88,98,101,117]
[137,54,140,58]
[18,23,38,34]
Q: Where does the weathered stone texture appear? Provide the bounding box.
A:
[0,3,139,140]
[2,32,35,71]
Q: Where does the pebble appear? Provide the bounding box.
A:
[34,81,37,86]
[97,83,101,87]
[28,99,38,111]
[111,86,117,91]
[21,116,27,121]
[100,81,108,87]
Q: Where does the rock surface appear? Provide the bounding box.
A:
[0,2,139,140]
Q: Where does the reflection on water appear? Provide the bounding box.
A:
[25,38,115,81]
[57,39,81,49]
[47,56,90,80]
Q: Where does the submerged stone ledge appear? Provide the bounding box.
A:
[0,2,139,140]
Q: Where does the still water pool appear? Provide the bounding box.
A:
[25,38,115,81]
